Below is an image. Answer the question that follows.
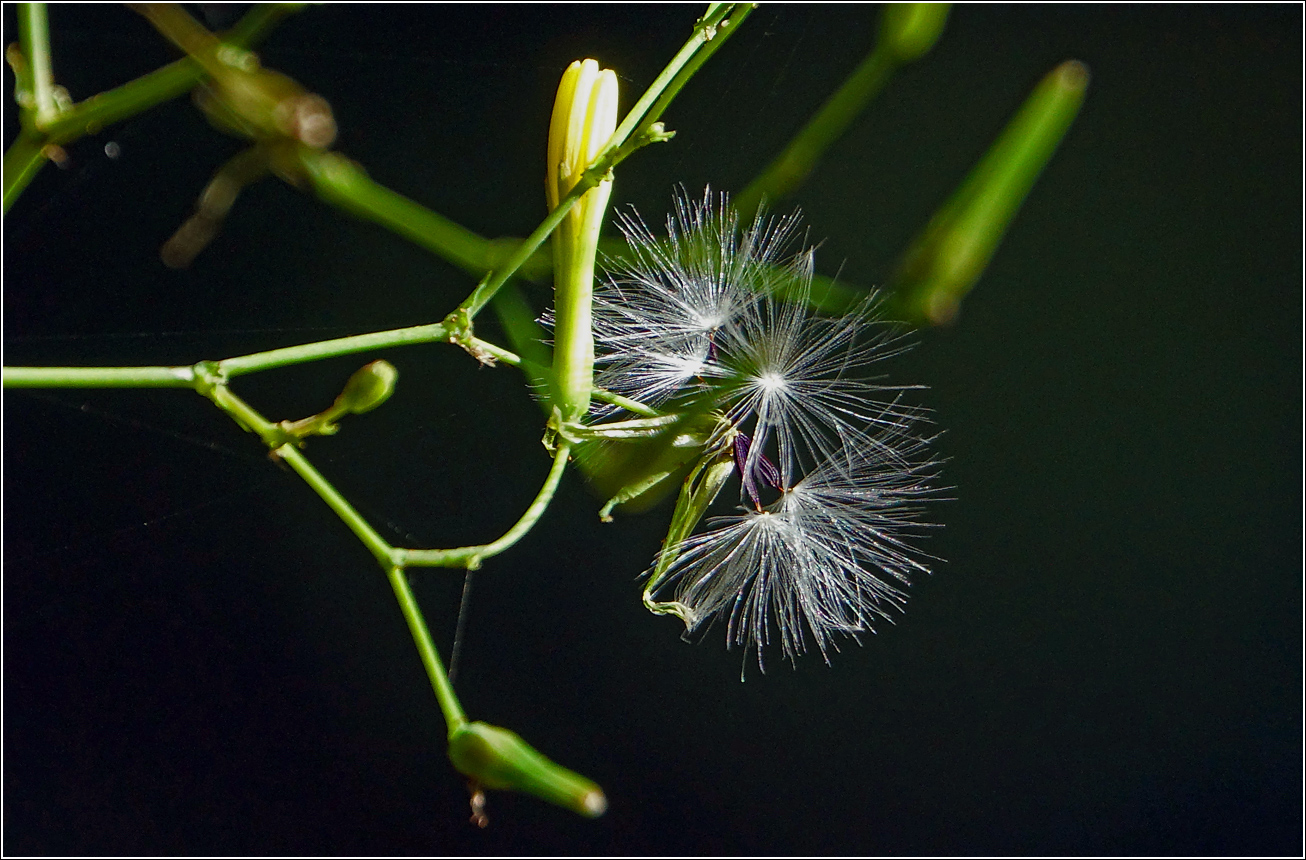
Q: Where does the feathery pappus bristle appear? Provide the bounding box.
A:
[555,187,943,669]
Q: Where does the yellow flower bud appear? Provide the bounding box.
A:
[547,59,619,421]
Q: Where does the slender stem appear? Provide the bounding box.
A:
[3,4,300,212]
[385,565,467,735]
[606,3,743,153]
[592,388,659,417]
[275,444,395,566]
[612,4,753,163]
[1,131,47,210]
[734,44,897,221]
[18,3,56,128]
[2,365,195,387]
[296,150,548,280]
[459,176,594,319]
[466,337,521,366]
[400,441,571,569]
[454,3,754,321]
[218,322,450,378]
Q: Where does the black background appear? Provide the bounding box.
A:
[4,4,1301,855]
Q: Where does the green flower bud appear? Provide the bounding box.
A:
[448,721,607,818]
[337,360,398,415]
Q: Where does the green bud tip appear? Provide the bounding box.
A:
[879,3,951,64]
[337,360,398,415]
[448,721,607,818]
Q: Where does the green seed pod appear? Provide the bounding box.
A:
[448,721,607,818]
[337,360,398,415]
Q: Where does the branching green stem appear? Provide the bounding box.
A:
[3,3,304,211]
[273,446,467,734]
[453,3,754,321]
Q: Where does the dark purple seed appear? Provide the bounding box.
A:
[733,431,782,507]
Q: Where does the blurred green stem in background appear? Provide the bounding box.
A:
[889,59,1090,325]
[3,2,305,210]
[733,3,951,222]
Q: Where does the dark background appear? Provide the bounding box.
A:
[4,4,1301,855]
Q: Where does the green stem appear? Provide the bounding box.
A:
[251,442,467,735]
[385,564,467,735]
[1,131,47,211]
[274,444,395,566]
[400,441,571,570]
[218,322,450,378]
[2,365,195,387]
[18,3,56,128]
[454,3,754,321]
[296,150,547,280]
[3,4,300,212]
[734,45,896,220]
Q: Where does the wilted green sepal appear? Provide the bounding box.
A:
[448,721,607,818]
[643,437,736,616]
[574,410,724,519]
[338,359,398,415]
[891,59,1089,325]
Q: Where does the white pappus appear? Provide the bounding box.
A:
[587,187,943,667]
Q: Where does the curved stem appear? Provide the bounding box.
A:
[400,441,572,570]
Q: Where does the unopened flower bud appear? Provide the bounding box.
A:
[337,360,397,415]
[448,721,607,818]
[547,58,619,421]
